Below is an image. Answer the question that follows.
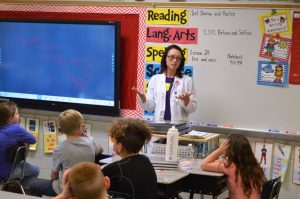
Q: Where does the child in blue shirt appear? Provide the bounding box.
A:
[0,101,40,190]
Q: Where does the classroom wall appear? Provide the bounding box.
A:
[1,1,300,198]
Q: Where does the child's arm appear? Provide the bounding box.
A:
[52,169,72,199]
[98,144,103,154]
[201,139,228,173]
[52,144,62,181]
[91,139,103,155]
[51,170,59,181]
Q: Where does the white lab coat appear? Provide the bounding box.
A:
[138,73,197,122]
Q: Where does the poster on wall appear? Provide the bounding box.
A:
[146,26,198,44]
[259,34,292,62]
[255,142,273,179]
[146,8,189,25]
[26,118,39,151]
[271,142,291,181]
[43,120,57,153]
[258,10,292,36]
[257,61,288,87]
[293,146,300,185]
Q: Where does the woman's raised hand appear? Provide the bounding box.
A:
[132,87,146,103]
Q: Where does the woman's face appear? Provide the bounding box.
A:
[166,48,182,74]
[8,107,20,124]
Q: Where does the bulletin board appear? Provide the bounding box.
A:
[144,5,300,132]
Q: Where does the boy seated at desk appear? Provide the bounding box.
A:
[29,109,103,197]
[102,118,157,199]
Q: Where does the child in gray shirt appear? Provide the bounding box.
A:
[29,109,103,197]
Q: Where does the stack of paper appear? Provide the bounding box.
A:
[149,155,179,170]
[182,130,216,138]
[146,121,190,135]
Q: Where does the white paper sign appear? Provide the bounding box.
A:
[272,142,291,181]
[255,142,273,179]
[293,146,300,185]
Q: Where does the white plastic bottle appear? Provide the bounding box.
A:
[187,143,194,160]
[165,126,179,161]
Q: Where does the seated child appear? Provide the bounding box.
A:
[201,134,266,199]
[29,109,103,197]
[54,162,110,199]
[0,101,40,190]
[102,118,157,199]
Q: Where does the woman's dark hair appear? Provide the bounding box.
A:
[0,101,18,126]
[160,44,185,78]
[225,134,266,197]
[109,118,152,154]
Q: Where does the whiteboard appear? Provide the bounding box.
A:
[148,8,300,131]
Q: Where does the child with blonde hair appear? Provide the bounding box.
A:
[29,109,103,197]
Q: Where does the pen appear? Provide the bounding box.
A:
[268,129,280,133]
[207,123,218,127]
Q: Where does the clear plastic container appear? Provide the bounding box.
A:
[165,126,179,161]
[187,143,194,160]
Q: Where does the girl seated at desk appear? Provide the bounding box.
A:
[201,134,265,199]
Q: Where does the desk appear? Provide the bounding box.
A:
[152,133,220,142]
[181,159,226,199]
[100,154,227,199]
[0,190,40,199]
[156,170,189,199]
[150,133,220,158]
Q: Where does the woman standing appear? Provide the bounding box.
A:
[133,44,197,122]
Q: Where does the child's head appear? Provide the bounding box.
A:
[0,101,19,126]
[225,134,265,196]
[109,118,152,155]
[58,109,84,135]
[68,162,109,199]
[225,134,254,162]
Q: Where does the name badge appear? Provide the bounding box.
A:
[166,83,171,91]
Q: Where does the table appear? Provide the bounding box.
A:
[156,170,189,199]
[0,190,40,199]
[100,154,227,199]
[180,159,227,199]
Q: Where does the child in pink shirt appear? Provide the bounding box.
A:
[201,134,265,199]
